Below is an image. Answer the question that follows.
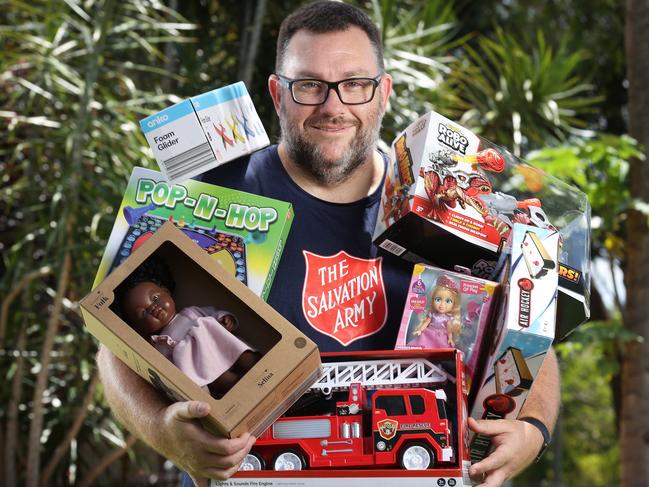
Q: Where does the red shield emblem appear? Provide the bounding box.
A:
[302,251,388,346]
[377,419,399,441]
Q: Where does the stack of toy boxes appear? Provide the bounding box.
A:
[93,166,293,301]
[373,110,589,461]
[81,222,322,438]
[139,81,269,184]
[83,84,322,445]
[373,110,591,341]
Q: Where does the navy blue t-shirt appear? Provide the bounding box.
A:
[201,145,414,352]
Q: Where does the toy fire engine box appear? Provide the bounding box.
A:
[395,264,500,397]
[139,81,269,184]
[80,222,322,438]
[373,110,590,341]
[469,223,559,462]
[93,167,293,301]
[222,349,474,487]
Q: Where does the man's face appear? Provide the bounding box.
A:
[123,281,177,336]
[270,26,392,185]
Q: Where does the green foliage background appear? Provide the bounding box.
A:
[0,0,638,485]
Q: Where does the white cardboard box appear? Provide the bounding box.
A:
[469,223,559,461]
[139,82,269,184]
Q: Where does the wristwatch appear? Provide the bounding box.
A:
[519,416,551,462]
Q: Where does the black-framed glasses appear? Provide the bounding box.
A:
[276,74,383,106]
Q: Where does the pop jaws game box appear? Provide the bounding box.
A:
[216,349,474,487]
[93,166,292,301]
[80,222,322,438]
[139,81,269,184]
[469,223,559,461]
[373,110,590,340]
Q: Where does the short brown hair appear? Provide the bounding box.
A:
[276,1,384,73]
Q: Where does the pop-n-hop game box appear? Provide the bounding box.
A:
[395,264,500,398]
[218,349,474,487]
[469,223,559,462]
[81,222,322,438]
[373,110,590,340]
[93,167,292,301]
[139,81,269,184]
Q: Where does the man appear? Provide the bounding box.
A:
[97,2,559,486]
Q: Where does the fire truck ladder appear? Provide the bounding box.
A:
[310,358,454,395]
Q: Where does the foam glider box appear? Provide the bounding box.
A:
[81,222,321,438]
[139,81,269,184]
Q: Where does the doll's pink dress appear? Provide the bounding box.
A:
[408,312,453,348]
[151,306,251,387]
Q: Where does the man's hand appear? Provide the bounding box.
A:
[158,401,256,486]
[96,347,255,487]
[467,417,543,487]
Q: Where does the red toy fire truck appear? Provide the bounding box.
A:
[239,356,456,471]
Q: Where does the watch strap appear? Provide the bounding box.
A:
[519,416,551,462]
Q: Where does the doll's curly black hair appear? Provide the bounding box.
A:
[112,255,176,321]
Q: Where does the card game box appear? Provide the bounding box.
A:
[216,349,474,487]
[139,81,269,184]
[373,110,590,340]
[469,223,559,461]
[81,222,322,438]
[395,264,500,398]
[93,167,292,300]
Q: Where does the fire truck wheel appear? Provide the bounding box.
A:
[272,450,307,471]
[239,451,265,471]
[399,442,435,470]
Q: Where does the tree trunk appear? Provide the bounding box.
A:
[0,266,51,347]
[161,0,178,93]
[237,0,253,80]
[238,0,267,87]
[24,1,116,485]
[76,435,137,487]
[621,0,649,485]
[25,251,72,487]
[40,372,99,486]
[5,325,27,487]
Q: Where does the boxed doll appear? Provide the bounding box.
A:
[80,222,321,438]
[395,264,500,397]
[93,166,292,301]
[373,110,590,340]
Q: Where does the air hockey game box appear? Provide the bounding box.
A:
[93,166,293,300]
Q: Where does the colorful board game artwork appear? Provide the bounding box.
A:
[94,167,293,300]
[110,213,249,285]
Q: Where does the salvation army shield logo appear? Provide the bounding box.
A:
[302,250,388,346]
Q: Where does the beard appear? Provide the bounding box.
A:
[279,100,384,185]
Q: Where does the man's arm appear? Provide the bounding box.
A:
[96,345,255,486]
[468,347,560,487]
